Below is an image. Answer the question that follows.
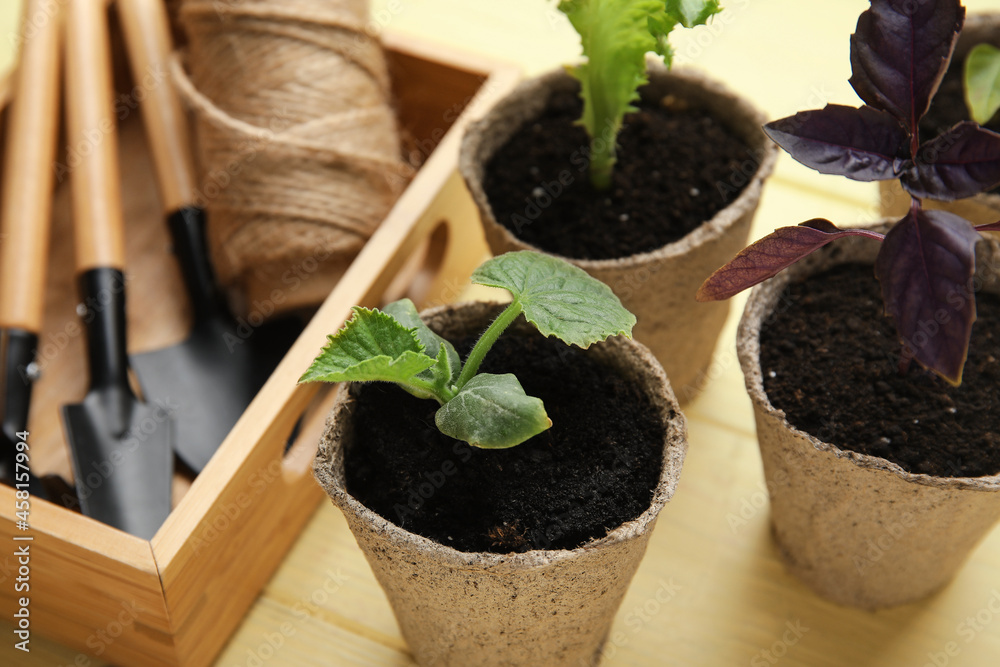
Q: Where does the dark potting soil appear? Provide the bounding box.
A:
[481,84,754,261]
[760,263,1000,478]
[344,327,668,554]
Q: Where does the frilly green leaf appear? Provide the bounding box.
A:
[665,0,722,28]
[559,0,663,189]
[559,0,722,189]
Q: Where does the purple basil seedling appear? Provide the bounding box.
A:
[699,0,1000,385]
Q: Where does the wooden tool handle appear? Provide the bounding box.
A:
[0,0,63,332]
[65,0,125,272]
[118,0,197,213]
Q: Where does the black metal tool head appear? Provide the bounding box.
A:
[62,268,174,539]
[131,312,299,473]
[1,326,82,508]
[63,390,173,539]
[130,207,301,473]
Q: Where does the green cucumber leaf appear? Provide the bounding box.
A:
[435,374,551,449]
[298,307,437,386]
[383,298,462,383]
[471,251,635,347]
[965,43,1000,125]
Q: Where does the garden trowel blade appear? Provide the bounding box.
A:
[63,391,173,540]
[131,313,300,473]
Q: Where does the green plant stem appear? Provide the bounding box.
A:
[454,301,523,390]
[406,376,454,404]
[587,79,616,191]
[589,140,614,190]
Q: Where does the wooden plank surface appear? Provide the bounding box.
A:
[5,0,1000,665]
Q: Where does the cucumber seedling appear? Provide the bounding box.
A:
[301,251,635,448]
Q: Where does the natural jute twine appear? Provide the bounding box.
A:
[175,0,410,311]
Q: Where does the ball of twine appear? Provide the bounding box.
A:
[174,0,411,311]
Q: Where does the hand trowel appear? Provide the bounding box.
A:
[61,0,173,539]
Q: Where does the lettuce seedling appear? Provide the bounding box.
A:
[558,0,721,190]
[300,251,635,449]
[965,42,1000,124]
[698,0,1000,385]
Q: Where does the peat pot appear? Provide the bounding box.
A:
[313,301,688,666]
[738,223,1000,609]
[460,63,777,402]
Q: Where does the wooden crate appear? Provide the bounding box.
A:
[0,24,519,667]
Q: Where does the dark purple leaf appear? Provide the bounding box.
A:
[764,105,908,182]
[874,208,980,384]
[849,0,964,131]
[977,220,1000,233]
[902,122,1000,200]
[697,221,885,301]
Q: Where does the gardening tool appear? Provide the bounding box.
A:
[119,0,300,474]
[61,0,173,539]
[0,0,65,500]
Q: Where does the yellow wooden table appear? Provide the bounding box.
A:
[6,0,1000,665]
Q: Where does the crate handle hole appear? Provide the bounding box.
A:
[380,219,450,308]
[280,384,339,482]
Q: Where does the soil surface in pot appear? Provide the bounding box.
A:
[344,326,668,553]
[760,263,1000,478]
[482,84,753,261]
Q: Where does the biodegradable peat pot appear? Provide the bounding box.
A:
[460,64,777,401]
[313,301,687,667]
[880,13,1000,224]
[738,222,1000,609]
